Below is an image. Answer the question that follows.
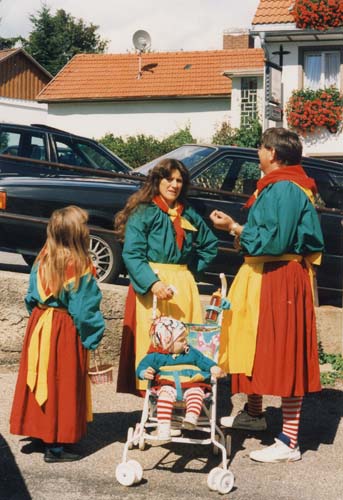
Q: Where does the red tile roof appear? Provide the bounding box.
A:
[252,0,294,25]
[0,48,19,62]
[37,49,265,102]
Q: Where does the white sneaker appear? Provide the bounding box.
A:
[182,413,198,430]
[249,438,301,463]
[157,422,171,442]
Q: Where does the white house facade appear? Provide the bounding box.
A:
[0,97,47,125]
[44,98,231,142]
[251,0,343,160]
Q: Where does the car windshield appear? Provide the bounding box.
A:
[136,145,216,175]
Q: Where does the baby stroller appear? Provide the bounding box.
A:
[115,273,234,495]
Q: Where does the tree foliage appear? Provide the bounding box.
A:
[23,5,108,75]
[0,36,24,50]
[212,118,262,148]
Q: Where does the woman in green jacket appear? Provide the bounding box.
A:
[115,159,218,395]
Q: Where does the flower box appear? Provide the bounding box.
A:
[286,87,343,136]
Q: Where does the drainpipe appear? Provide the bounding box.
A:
[259,31,269,132]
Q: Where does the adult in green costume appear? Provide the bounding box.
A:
[115,159,218,395]
[210,127,324,463]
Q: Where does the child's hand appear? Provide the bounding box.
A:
[210,366,226,379]
[144,366,156,380]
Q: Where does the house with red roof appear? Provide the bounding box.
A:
[37,44,264,141]
[250,0,343,160]
[0,48,51,125]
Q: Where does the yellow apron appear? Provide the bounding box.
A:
[218,252,322,376]
[135,262,202,391]
[26,305,92,421]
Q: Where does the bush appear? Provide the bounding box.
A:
[98,126,196,168]
[212,118,262,148]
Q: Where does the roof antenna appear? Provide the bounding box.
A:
[132,30,151,79]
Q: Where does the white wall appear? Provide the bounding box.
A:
[46,98,231,142]
[265,40,343,156]
[0,97,47,125]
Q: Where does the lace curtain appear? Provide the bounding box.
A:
[304,51,340,89]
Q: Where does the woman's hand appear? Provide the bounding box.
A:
[210,366,226,379]
[144,366,156,380]
[151,281,175,300]
[210,210,234,232]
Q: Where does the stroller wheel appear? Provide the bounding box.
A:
[127,427,134,450]
[127,459,143,483]
[216,469,235,495]
[115,462,136,486]
[207,467,223,491]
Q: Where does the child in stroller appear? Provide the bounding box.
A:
[136,316,225,441]
[116,274,235,494]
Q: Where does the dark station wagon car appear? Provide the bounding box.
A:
[0,126,342,305]
[0,122,131,176]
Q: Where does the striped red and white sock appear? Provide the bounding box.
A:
[281,396,303,448]
[184,387,204,417]
[247,394,263,417]
[157,398,174,423]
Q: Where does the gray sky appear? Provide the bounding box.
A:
[0,0,260,53]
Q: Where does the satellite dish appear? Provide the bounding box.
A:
[132,30,151,52]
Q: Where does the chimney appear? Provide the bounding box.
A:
[223,30,254,50]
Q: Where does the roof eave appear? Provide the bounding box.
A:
[250,25,343,42]
[223,68,264,78]
[37,93,232,104]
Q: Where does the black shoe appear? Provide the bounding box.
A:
[44,449,82,463]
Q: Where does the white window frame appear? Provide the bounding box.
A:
[300,46,343,91]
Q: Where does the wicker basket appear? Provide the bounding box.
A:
[88,350,113,384]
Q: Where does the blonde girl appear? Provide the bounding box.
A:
[10,206,105,463]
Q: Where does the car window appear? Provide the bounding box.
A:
[0,131,20,156]
[54,138,86,167]
[234,160,261,195]
[0,129,47,161]
[137,145,216,175]
[29,136,47,161]
[77,142,124,171]
[191,156,235,190]
[191,156,261,194]
[53,136,125,173]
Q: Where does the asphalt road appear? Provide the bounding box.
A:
[1,368,343,500]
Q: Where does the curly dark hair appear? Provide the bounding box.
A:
[114,158,190,241]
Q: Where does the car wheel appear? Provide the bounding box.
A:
[89,232,122,283]
[21,254,36,267]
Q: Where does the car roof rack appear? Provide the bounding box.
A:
[30,124,75,134]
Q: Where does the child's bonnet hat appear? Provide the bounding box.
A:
[150,316,187,351]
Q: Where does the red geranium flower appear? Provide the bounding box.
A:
[286,87,343,136]
[292,0,343,30]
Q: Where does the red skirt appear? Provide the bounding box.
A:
[10,307,89,443]
[231,261,321,397]
[116,285,141,396]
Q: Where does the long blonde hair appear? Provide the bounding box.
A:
[36,205,91,297]
[114,159,190,241]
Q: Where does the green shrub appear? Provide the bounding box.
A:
[98,126,196,168]
[212,118,262,149]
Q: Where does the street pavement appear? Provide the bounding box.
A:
[1,367,342,500]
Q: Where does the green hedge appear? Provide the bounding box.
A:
[98,120,262,168]
[99,127,195,168]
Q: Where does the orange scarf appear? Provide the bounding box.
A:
[244,165,317,208]
[153,195,185,250]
